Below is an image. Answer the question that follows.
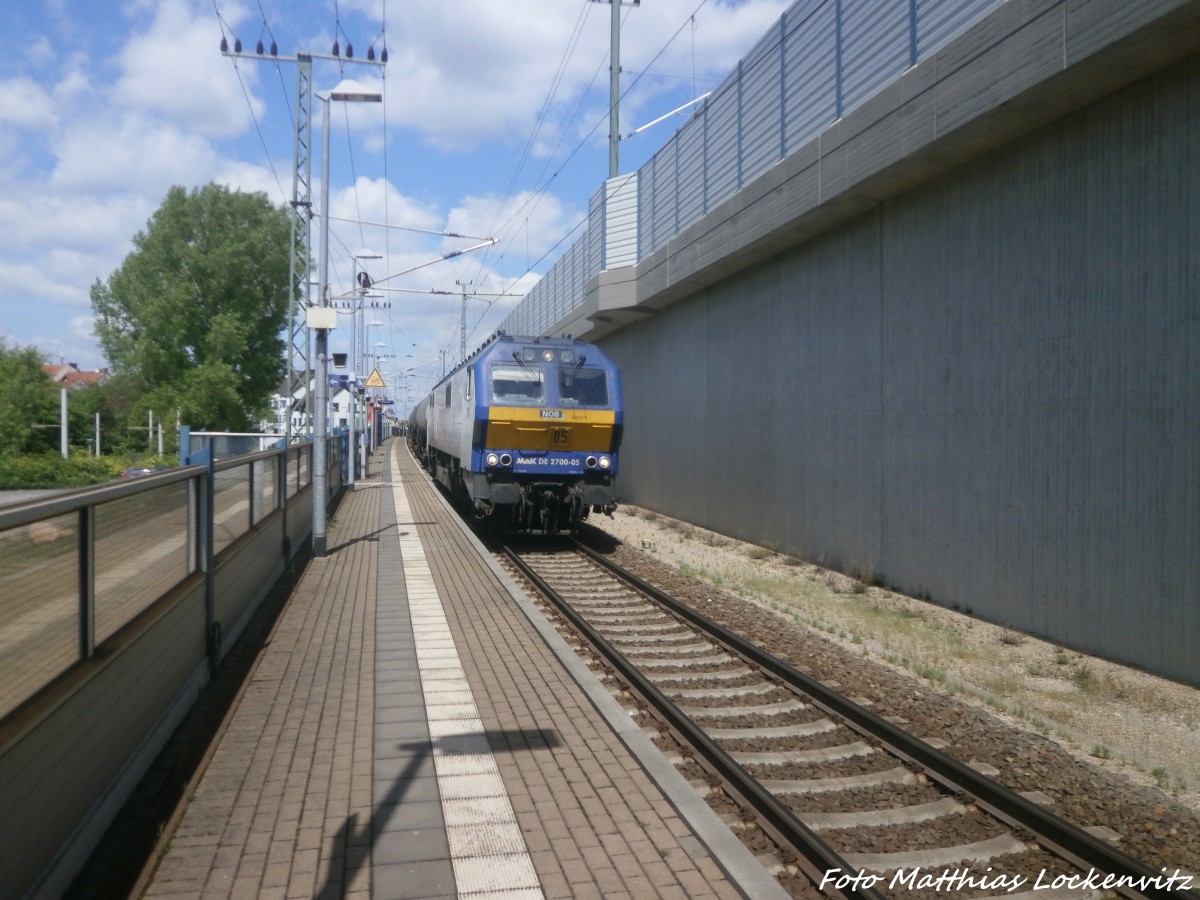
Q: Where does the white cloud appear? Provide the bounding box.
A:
[321,177,447,294]
[448,189,583,273]
[51,69,95,109]
[0,77,59,129]
[332,176,443,237]
[0,240,108,310]
[0,192,151,256]
[26,36,58,68]
[0,0,792,369]
[0,186,153,370]
[51,113,219,194]
[373,0,789,151]
[69,314,98,344]
[114,0,262,139]
[0,253,104,369]
[214,159,291,205]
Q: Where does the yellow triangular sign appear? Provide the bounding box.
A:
[364,368,386,388]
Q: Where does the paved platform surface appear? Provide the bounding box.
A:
[141,439,787,899]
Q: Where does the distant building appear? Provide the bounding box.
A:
[262,371,352,436]
[43,363,110,388]
[262,371,311,436]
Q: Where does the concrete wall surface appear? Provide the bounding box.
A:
[602,52,1199,684]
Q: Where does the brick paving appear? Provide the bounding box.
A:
[144,474,378,899]
[140,439,784,899]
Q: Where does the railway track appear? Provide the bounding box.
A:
[500,540,1198,900]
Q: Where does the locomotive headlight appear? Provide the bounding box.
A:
[541,349,554,362]
[500,453,512,466]
[586,456,598,468]
[599,455,611,469]
[486,452,500,466]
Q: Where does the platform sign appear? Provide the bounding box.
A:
[364,368,386,388]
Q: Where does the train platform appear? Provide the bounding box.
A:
[137,438,787,899]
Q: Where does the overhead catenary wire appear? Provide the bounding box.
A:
[214,1,736,374]
[479,2,595,251]
[469,4,615,287]
[326,216,493,242]
[227,1,716,367]
[253,0,296,136]
[453,0,601,360]
[481,0,714,266]
[467,0,718,351]
[212,1,420,413]
[212,3,289,206]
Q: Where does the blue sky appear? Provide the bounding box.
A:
[0,0,788,401]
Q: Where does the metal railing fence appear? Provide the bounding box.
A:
[0,441,318,723]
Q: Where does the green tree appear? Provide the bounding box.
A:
[0,339,58,456]
[91,183,292,431]
[68,381,120,454]
[89,374,149,455]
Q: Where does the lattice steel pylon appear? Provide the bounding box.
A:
[287,56,314,443]
[220,45,385,442]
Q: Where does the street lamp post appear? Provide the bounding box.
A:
[368,331,387,456]
[348,254,380,490]
[311,82,382,557]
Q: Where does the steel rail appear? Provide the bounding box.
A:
[577,541,1197,900]
[503,546,887,900]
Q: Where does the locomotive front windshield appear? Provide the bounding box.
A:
[490,359,610,408]
[491,365,544,404]
[558,367,608,407]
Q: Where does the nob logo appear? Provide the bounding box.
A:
[539,410,563,419]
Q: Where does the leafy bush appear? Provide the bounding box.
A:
[0,453,130,489]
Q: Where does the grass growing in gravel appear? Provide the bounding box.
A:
[616,506,1200,812]
[680,557,987,700]
[677,537,1194,773]
[717,563,999,673]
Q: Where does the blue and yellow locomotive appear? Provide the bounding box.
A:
[408,334,622,531]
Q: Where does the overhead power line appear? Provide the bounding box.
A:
[476,0,716,326]
[326,216,493,242]
[214,2,386,449]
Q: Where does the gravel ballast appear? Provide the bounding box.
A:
[580,506,1200,881]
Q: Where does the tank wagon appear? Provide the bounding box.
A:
[408,334,622,531]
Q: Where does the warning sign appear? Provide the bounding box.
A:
[364,368,386,388]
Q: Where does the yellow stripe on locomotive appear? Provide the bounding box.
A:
[487,406,616,452]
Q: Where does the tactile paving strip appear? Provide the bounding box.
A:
[391,479,544,898]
